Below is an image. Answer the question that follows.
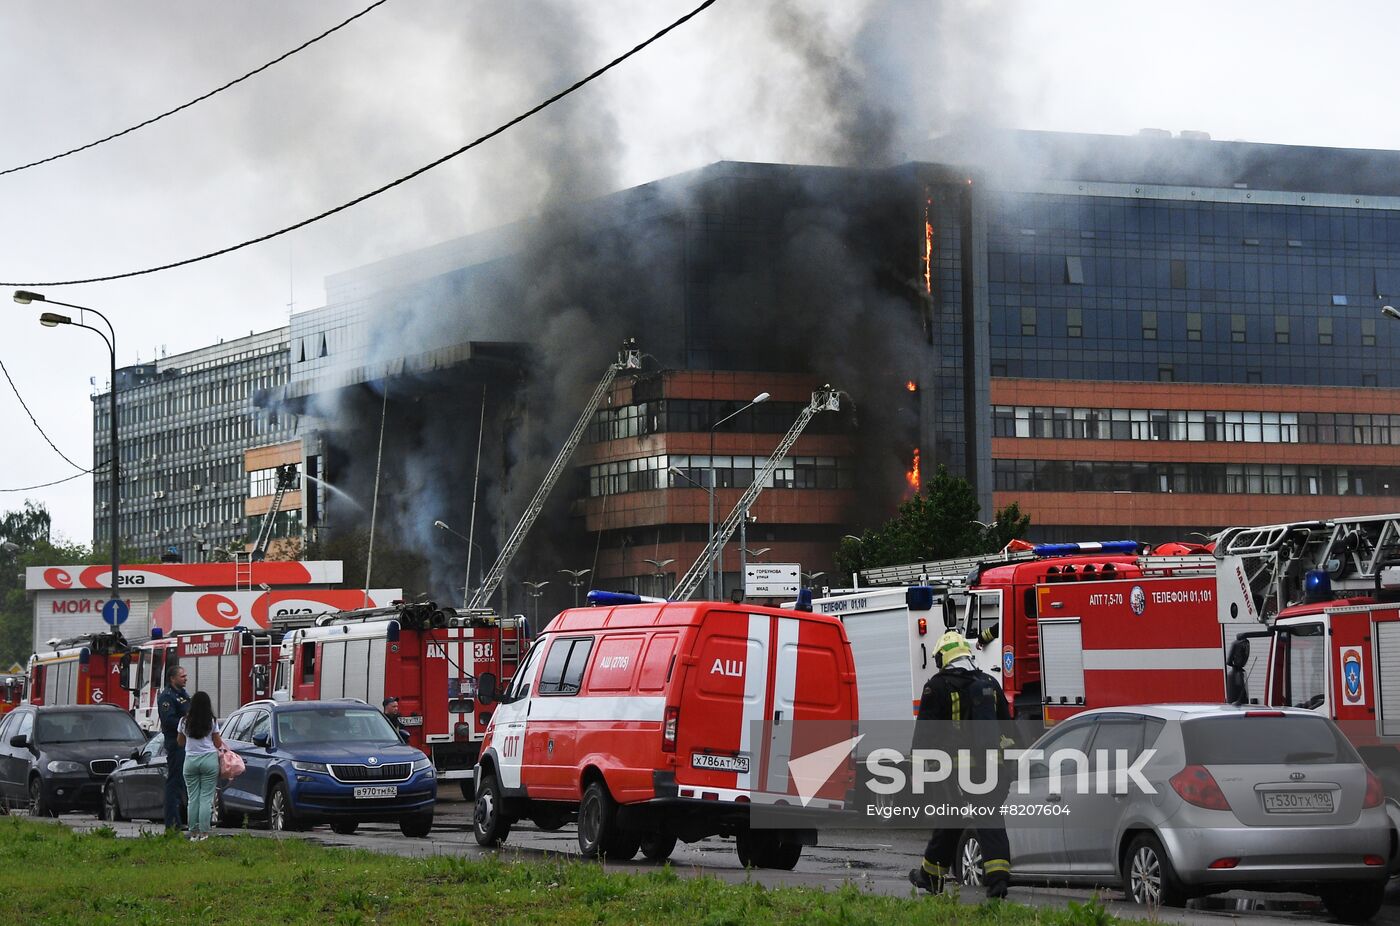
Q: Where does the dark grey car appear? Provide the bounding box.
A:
[102,735,171,822]
[0,704,146,815]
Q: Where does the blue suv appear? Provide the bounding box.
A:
[215,700,436,837]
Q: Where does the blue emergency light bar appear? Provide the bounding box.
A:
[1032,540,1141,557]
[586,590,643,606]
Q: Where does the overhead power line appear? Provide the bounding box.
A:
[0,357,90,472]
[0,0,721,288]
[0,461,111,493]
[0,0,392,178]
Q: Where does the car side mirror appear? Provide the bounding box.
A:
[941,597,957,630]
[252,731,271,748]
[118,654,133,691]
[477,672,498,707]
[398,729,410,744]
[1226,637,1251,670]
[130,747,143,760]
[8,734,27,749]
[251,665,269,698]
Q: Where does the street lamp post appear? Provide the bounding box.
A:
[523,580,549,627]
[16,290,120,619]
[802,570,826,589]
[433,519,482,608]
[708,392,769,600]
[643,557,674,598]
[558,568,590,608]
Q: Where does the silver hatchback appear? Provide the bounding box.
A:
[954,705,1392,921]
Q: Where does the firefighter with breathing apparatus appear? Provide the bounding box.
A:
[909,630,1016,899]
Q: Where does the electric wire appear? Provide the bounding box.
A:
[0,357,89,471]
[0,458,111,493]
[0,0,720,288]
[0,0,392,178]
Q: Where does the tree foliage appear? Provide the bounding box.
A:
[0,503,107,666]
[833,465,1031,577]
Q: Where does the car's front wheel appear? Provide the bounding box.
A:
[473,772,510,847]
[1321,881,1387,924]
[102,784,124,823]
[955,829,983,886]
[399,813,432,838]
[267,782,304,833]
[28,778,54,818]
[1123,833,1186,908]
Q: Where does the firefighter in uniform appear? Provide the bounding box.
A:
[908,631,1015,899]
[158,664,191,832]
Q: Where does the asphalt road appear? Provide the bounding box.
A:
[31,794,1400,925]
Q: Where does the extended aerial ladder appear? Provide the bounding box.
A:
[1212,512,1400,621]
[467,339,643,610]
[859,542,1216,589]
[670,386,842,601]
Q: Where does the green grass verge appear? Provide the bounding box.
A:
[0,818,1118,926]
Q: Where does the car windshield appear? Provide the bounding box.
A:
[35,711,144,744]
[1183,714,1357,765]
[276,708,398,746]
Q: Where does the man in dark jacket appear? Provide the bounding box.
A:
[909,631,1015,899]
[158,663,190,832]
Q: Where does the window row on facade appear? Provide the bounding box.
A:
[587,398,847,444]
[584,454,855,498]
[101,414,287,464]
[993,458,1400,497]
[992,406,1400,446]
[1007,306,1377,346]
[110,497,247,538]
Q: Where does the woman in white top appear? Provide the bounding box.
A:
[177,691,224,841]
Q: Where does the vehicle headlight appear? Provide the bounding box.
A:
[291,761,329,774]
[411,758,433,774]
[46,760,84,774]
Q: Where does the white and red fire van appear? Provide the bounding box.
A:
[471,598,859,869]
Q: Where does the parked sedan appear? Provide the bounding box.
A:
[953,705,1392,922]
[215,700,435,836]
[102,735,172,822]
[0,704,147,816]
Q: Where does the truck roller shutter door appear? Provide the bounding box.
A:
[345,639,371,703]
[323,641,347,699]
[368,641,385,707]
[1375,622,1400,736]
[218,653,238,718]
[1039,620,1085,705]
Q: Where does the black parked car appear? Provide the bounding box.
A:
[0,704,147,816]
[102,735,173,822]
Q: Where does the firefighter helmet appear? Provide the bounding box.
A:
[935,630,972,666]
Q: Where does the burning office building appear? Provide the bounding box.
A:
[108,130,1400,615]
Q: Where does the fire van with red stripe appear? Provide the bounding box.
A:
[471,597,859,869]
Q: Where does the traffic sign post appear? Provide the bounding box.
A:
[744,563,800,599]
[101,598,129,627]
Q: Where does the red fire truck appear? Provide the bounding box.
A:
[1,674,25,716]
[122,628,283,733]
[27,632,132,710]
[272,603,525,795]
[838,541,1247,726]
[1220,569,1400,797]
[1035,573,1262,725]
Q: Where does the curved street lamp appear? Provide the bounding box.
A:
[558,568,591,608]
[433,519,484,607]
[17,290,121,620]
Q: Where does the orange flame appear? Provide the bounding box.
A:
[906,447,921,491]
[906,380,917,392]
[923,196,934,294]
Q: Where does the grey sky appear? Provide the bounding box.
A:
[2,0,1396,546]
